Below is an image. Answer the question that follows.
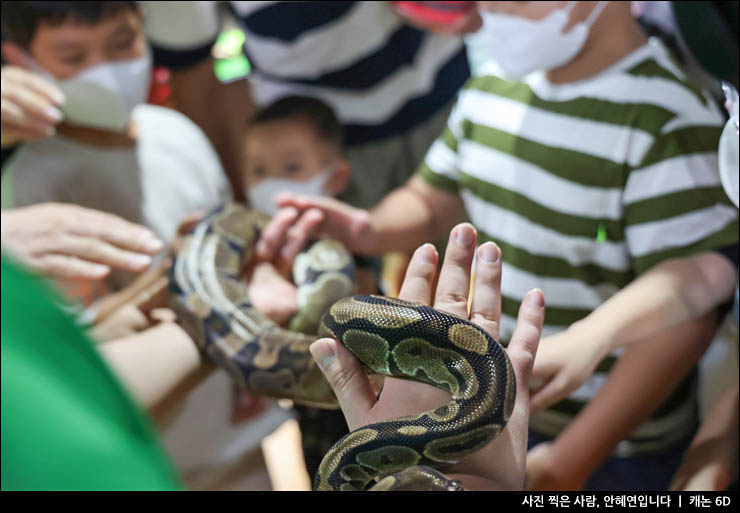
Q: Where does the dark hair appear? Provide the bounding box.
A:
[249,95,343,150]
[1,1,138,49]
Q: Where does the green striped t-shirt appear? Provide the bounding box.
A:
[417,38,738,455]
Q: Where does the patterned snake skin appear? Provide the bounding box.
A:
[169,203,516,491]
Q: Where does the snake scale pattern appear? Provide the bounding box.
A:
[169,203,516,491]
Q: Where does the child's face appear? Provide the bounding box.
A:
[243,118,337,190]
[26,8,147,80]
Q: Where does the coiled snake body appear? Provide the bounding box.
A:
[170,203,516,491]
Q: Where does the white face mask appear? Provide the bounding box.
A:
[30,52,152,132]
[247,167,334,216]
[477,1,608,80]
[719,82,739,208]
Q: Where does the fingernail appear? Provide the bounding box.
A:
[479,242,500,263]
[455,224,475,248]
[311,339,336,369]
[44,105,63,122]
[50,89,66,105]
[417,243,437,264]
[87,264,109,278]
[129,254,152,268]
[143,237,163,252]
[528,289,545,307]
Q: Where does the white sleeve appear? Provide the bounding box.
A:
[140,1,222,51]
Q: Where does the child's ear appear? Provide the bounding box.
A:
[325,159,351,196]
[1,42,30,68]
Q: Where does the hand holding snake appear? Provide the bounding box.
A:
[310,223,546,490]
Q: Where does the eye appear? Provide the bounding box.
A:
[252,165,266,177]
[284,162,302,174]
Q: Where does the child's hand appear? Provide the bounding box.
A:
[529,324,610,412]
[256,194,374,275]
[1,66,65,147]
[248,261,298,325]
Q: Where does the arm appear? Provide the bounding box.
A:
[168,59,254,200]
[526,309,716,490]
[531,251,737,410]
[367,175,466,254]
[257,176,465,273]
[97,321,205,411]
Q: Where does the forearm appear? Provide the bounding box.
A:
[568,252,736,360]
[367,176,465,254]
[548,311,716,483]
[169,59,254,200]
[98,322,204,410]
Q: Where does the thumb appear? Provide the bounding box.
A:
[310,338,376,430]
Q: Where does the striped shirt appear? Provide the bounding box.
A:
[141,1,469,146]
[417,38,738,455]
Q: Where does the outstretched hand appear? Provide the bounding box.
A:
[255,193,373,275]
[1,203,163,280]
[309,223,545,490]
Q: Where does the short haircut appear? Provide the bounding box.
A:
[1,1,138,49]
[249,95,343,150]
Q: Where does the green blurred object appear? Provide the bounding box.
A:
[213,28,251,83]
[1,254,181,490]
[596,223,608,244]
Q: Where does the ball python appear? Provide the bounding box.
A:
[170,203,516,491]
[168,203,354,408]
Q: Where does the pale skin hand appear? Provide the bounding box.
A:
[1,65,65,147]
[1,203,163,280]
[309,223,546,490]
[247,261,299,325]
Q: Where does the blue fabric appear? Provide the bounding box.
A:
[246,25,425,90]
[342,47,469,146]
[149,1,470,146]
[528,427,696,491]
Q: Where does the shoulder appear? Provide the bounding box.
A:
[132,104,221,158]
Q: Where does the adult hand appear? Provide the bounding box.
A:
[1,66,65,147]
[309,223,546,490]
[255,193,373,275]
[1,203,163,280]
[529,324,609,412]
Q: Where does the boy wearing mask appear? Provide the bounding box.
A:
[258,1,739,490]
